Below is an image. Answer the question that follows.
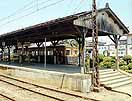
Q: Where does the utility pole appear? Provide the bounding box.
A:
[92,0,100,88]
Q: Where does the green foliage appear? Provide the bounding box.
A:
[98,54,104,63]
[85,56,90,72]
[99,57,115,68]
[122,55,132,65]
[97,55,132,73]
[100,61,115,68]
[111,57,116,62]
[128,63,132,70]
[120,65,128,70]
[125,70,132,73]
[85,56,90,68]
[103,57,115,63]
[119,60,127,67]
[111,56,115,60]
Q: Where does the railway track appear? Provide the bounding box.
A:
[0,93,15,101]
[0,73,100,101]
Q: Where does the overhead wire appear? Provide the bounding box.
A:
[72,0,85,14]
[0,0,65,27]
[0,0,35,22]
[0,0,55,23]
[72,0,92,15]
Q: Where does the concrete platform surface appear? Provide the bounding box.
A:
[0,62,81,73]
[113,83,132,96]
[0,62,92,93]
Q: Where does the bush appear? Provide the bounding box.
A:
[120,65,128,70]
[123,55,132,65]
[103,57,115,63]
[85,56,90,70]
[111,64,116,69]
[125,70,132,73]
[111,56,115,60]
[103,57,111,62]
[98,54,104,63]
[128,63,132,70]
[99,57,115,69]
[119,60,127,67]
[102,62,115,68]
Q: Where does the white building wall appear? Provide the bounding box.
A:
[127,45,132,55]
[118,45,126,57]
[127,35,132,45]
[98,45,109,55]
[127,34,132,56]
[87,34,132,57]
[99,44,127,57]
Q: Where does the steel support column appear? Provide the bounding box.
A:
[44,37,47,68]
[7,46,11,63]
[51,40,59,64]
[19,43,24,64]
[2,42,5,61]
[36,42,43,63]
[1,47,4,61]
[25,46,30,63]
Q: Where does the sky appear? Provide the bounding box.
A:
[0,0,131,43]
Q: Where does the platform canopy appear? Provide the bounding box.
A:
[0,7,129,46]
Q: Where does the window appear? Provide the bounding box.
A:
[66,50,70,55]
[130,47,132,50]
[74,50,77,55]
[121,52,123,54]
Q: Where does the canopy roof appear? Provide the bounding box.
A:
[0,7,129,46]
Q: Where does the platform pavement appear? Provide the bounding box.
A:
[0,62,81,73]
[113,83,132,97]
[0,62,132,100]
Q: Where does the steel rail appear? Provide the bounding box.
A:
[0,93,16,101]
[0,73,100,101]
[0,77,64,101]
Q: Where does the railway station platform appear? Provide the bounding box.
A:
[0,62,81,73]
[0,62,92,93]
